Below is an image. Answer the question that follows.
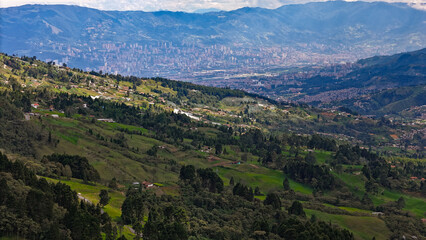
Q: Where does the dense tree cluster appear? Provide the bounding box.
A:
[0,93,45,156]
[288,201,306,217]
[233,182,254,201]
[179,165,196,181]
[179,165,224,193]
[143,206,188,240]
[264,192,282,209]
[196,168,224,193]
[43,154,100,182]
[0,152,115,239]
[119,176,354,240]
[334,144,379,165]
[284,159,336,191]
[308,134,338,152]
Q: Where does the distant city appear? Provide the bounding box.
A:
[41,40,391,81]
[2,2,425,85]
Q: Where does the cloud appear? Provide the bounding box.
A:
[1,0,424,11]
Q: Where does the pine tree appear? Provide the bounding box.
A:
[264,193,281,209]
[99,190,110,207]
[288,201,305,217]
[108,177,118,190]
[229,176,234,186]
[254,186,261,196]
[63,165,72,180]
[283,177,290,191]
[396,196,405,209]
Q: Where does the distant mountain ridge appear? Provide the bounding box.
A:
[0,1,425,78]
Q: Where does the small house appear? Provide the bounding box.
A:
[142,181,154,189]
[97,118,115,123]
[372,212,384,216]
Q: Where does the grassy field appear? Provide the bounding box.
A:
[305,209,391,240]
[38,116,316,197]
[315,150,333,164]
[104,122,148,134]
[42,177,135,239]
[36,117,178,184]
[42,177,125,220]
[371,190,426,218]
[333,171,366,198]
[215,161,313,195]
[333,169,426,218]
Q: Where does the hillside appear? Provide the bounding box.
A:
[328,85,426,117]
[0,53,425,239]
[1,2,425,78]
[299,48,426,116]
[226,48,426,118]
[2,52,425,154]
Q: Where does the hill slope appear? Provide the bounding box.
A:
[296,48,426,100]
[0,53,425,240]
[333,85,426,117]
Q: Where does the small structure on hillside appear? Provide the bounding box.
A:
[132,182,140,189]
[372,212,384,216]
[97,118,115,123]
[142,181,154,189]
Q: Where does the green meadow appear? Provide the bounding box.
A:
[305,209,391,240]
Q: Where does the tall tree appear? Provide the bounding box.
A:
[99,190,111,207]
[288,201,305,217]
[264,193,281,209]
[283,177,290,191]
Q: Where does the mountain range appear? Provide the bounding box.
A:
[1,1,425,78]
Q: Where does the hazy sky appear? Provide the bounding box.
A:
[1,0,425,11]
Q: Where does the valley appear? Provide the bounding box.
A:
[1,2,425,79]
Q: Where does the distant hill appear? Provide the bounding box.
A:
[0,2,425,77]
[305,48,425,93]
[293,48,426,117]
[336,85,426,117]
[280,47,424,95]
[193,8,222,13]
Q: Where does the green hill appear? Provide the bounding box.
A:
[0,53,425,240]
